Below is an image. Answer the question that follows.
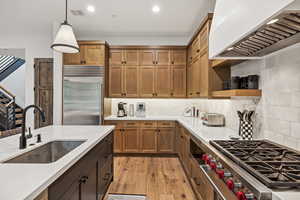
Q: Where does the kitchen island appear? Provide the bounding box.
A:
[0,125,114,200]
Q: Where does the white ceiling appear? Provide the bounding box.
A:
[1,0,215,40]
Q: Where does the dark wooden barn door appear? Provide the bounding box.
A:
[34,58,53,128]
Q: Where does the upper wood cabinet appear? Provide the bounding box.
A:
[110,49,139,65]
[109,49,139,98]
[109,65,123,97]
[199,20,210,54]
[63,41,107,66]
[139,66,156,97]
[171,50,186,65]
[156,50,170,65]
[186,16,223,98]
[84,45,105,65]
[171,65,186,97]
[139,50,156,65]
[108,47,186,98]
[123,66,139,97]
[155,65,171,97]
[110,50,123,65]
[124,50,139,65]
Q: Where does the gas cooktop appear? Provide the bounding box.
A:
[210,140,300,188]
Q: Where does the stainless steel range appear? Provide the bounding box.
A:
[190,136,272,200]
[210,140,300,189]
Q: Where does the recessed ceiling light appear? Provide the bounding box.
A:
[87,5,95,13]
[227,47,234,51]
[267,18,279,25]
[152,5,160,13]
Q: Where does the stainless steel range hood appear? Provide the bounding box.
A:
[209,0,300,59]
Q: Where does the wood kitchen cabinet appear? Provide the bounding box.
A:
[63,41,107,66]
[109,65,123,97]
[155,65,171,97]
[108,47,186,98]
[49,132,113,200]
[158,128,175,153]
[139,66,156,97]
[123,128,140,153]
[140,128,157,153]
[186,15,224,98]
[104,120,175,154]
[109,49,139,97]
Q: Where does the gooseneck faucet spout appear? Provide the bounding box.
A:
[19,105,46,149]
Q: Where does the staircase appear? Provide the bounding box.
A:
[0,86,23,138]
[0,55,25,82]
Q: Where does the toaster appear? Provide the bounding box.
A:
[202,113,225,127]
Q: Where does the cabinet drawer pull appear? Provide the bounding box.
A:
[196,92,200,95]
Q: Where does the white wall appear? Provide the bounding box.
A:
[0,32,53,128]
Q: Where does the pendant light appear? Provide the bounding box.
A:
[51,0,79,53]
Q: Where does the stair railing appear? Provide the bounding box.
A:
[0,85,16,130]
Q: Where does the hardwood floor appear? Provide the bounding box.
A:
[105,156,197,200]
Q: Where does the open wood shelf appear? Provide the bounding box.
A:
[211,59,245,68]
[212,89,262,98]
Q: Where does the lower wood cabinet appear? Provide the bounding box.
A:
[105,120,175,154]
[158,128,175,153]
[140,128,157,153]
[123,128,140,153]
[48,133,113,200]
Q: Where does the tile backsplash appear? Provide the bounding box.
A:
[110,43,300,150]
[110,98,257,134]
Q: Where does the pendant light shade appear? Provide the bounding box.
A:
[51,0,79,53]
[52,22,79,53]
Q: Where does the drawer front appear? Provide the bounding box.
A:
[123,121,140,128]
[157,121,175,128]
[140,121,157,128]
[105,121,123,129]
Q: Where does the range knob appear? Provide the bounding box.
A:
[226,179,234,191]
[236,191,247,200]
[209,162,217,171]
[216,170,225,179]
[206,155,213,164]
[202,154,208,161]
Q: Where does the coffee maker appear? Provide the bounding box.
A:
[117,102,127,117]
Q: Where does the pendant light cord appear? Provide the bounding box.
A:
[65,0,68,23]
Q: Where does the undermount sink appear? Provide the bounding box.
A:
[4,140,86,163]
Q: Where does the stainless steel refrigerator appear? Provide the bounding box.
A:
[63,66,104,125]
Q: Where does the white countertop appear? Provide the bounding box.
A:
[105,115,239,143]
[105,116,300,200]
[0,125,114,200]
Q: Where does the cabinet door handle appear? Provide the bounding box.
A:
[156,61,158,65]
[197,49,200,53]
[153,61,155,64]
[172,61,174,64]
[170,92,174,96]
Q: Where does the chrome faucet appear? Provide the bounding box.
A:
[19,105,46,149]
